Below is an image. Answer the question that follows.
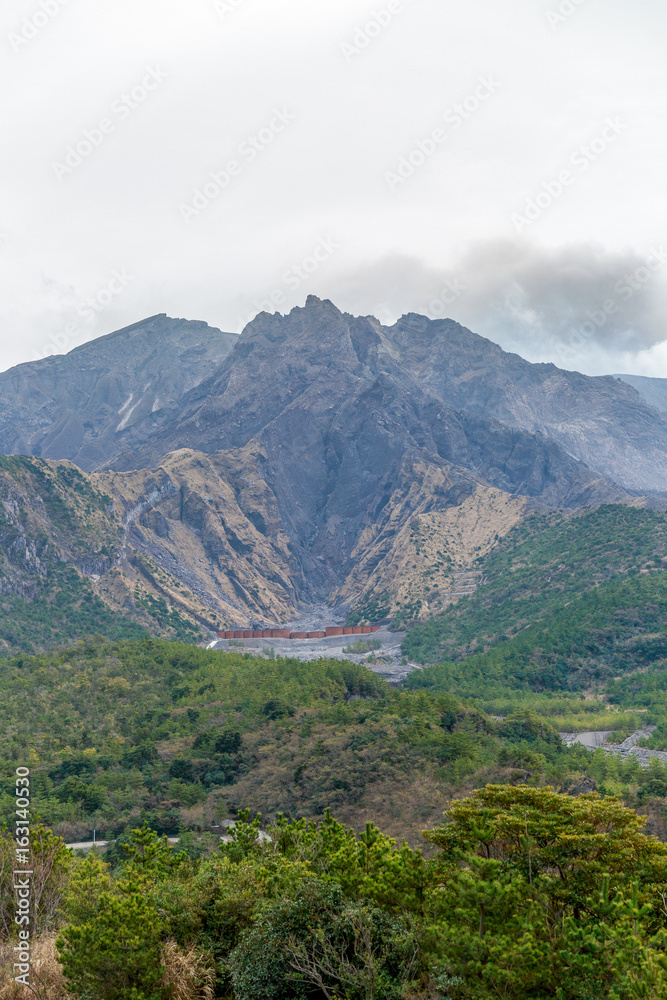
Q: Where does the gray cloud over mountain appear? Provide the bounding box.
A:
[323,241,667,375]
[1,0,665,376]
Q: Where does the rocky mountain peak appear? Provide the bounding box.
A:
[3,298,667,633]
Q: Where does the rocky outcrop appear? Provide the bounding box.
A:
[383,314,667,495]
[0,455,233,647]
[97,448,300,627]
[0,456,122,599]
[105,300,667,494]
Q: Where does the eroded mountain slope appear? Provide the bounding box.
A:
[0,456,218,650]
[0,298,663,645]
[106,299,667,496]
[103,298,632,608]
[388,315,667,494]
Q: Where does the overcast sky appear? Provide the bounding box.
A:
[1,0,665,376]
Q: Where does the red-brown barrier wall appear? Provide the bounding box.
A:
[217,625,382,641]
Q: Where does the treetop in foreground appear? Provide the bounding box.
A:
[6,785,667,999]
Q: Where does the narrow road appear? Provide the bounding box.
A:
[67,836,180,852]
[561,726,667,767]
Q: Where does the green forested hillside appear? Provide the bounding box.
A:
[0,638,498,843]
[0,456,204,652]
[0,565,148,651]
[403,504,667,670]
[1,638,665,849]
[405,573,667,701]
[2,503,667,849]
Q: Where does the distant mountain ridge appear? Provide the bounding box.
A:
[3,299,666,493]
[1,297,666,643]
[0,314,237,471]
[614,373,667,417]
[106,297,667,495]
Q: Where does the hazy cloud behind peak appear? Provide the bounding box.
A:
[1,0,665,376]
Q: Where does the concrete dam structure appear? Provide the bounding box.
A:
[217,625,382,641]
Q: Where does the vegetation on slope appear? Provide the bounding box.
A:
[403,504,667,676]
[4,788,667,998]
[405,572,667,702]
[3,638,667,849]
[0,456,205,652]
[0,455,117,559]
[403,504,667,665]
[0,566,148,652]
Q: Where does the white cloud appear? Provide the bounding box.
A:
[0,0,665,374]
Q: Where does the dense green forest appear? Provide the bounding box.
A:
[404,572,667,703]
[4,787,667,998]
[1,638,667,848]
[401,506,667,724]
[403,505,667,666]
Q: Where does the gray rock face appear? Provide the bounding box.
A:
[386,316,667,494]
[5,300,666,494]
[0,314,237,471]
[103,298,635,600]
[106,300,667,495]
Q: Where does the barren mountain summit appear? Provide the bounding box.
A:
[1,297,665,634]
